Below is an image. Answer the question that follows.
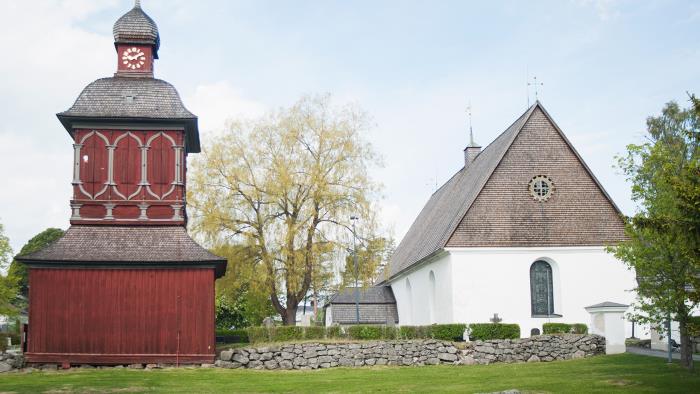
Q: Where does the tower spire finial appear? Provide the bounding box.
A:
[135,0,141,8]
[466,102,478,147]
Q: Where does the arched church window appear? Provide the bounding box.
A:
[530,260,554,316]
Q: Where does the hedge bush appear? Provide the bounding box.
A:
[247,326,270,343]
[304,326,326,340]
[542,323,588,334]
[272,326,304,342]
[326,325,344,339]
[215,328,249,343]
[468,323,520,340]
[347,325,383,340]
[430,324,467,341]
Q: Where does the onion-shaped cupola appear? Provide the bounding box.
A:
[113,0,160,58]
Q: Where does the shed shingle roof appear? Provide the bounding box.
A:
[379,101,624,283]
[16,226,226,277]
[329,286,397,304]
[113,2,160,57]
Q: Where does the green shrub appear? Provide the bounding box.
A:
[382,325,399,340]
[399,325,419,339]
[272,326,304,342]
[304,326,326,340]
[542,323,588,335]
[429,324,467,341]
[348,325,383,340]
[570,323,588,334]
[326,325,344,339]
[247,326,270,343]
[468,323,520,341]
[215,328,249,343]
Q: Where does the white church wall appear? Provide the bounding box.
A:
[389,252,453,325]
[447,246,638,338]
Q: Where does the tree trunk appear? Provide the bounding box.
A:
[679,319,694,370]
[282,306,297,326]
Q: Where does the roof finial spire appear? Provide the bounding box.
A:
[527,75,543,107]
[466,102,478,147]
[134,0,141,8]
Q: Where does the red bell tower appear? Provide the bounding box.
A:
[18,1,225,366]
[56,0,198,226]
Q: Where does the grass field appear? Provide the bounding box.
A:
[0,354,697,393]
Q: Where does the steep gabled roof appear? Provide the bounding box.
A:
[380,101,624,282]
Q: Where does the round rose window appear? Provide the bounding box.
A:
[529,175,554,202]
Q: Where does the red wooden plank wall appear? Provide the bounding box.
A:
[26,268,215,364]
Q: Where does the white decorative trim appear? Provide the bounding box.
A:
[76,131,111,200]
[127,185,142,200]
[112,132,144,200]
[138,202,149,220]
[144,132,178,201]
[72,144,83,184]
[70,203,82,220]
[171,204,183,221]
[104,203,116,220]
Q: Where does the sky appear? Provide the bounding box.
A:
[0,0,699,253]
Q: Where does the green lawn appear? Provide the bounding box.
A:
[0,354,698,393]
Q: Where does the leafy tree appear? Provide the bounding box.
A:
[611,97,700,370]
[8,228,64,299]
[189,94,382,325]
[0,221,18,317]
[341,236,394,287]
[212,244,276,328]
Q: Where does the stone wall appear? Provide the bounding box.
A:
[216,335,605,370]
[463,334,605,364]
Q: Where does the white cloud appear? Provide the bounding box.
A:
[186,81,266,134]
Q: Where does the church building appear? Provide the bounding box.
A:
[332,102,636,336]
[16,2,226,365]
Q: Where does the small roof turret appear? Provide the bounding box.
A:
[113,0,160,58]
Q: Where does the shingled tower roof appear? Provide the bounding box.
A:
[113,0,160,58]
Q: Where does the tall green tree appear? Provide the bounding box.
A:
[211,244,276,328]
[188,94,382,325]
[8,228,64,299]
[0,221,18,317]
[341,236,394,287]
[611,97,700,370]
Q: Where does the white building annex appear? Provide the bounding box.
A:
[330,102,638,338]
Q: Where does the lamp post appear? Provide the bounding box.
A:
[350,215,359,324]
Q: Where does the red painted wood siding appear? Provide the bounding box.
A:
[26,268,215,365]
[71,129,186,225]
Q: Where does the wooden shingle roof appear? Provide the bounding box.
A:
[380,102,625,283]
[16,226,227,277]
[113,1,160,57]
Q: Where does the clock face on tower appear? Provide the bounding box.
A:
[121,47,146,70]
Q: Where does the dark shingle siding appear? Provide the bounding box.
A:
[446,108,626,247]
[331,304,399,325]
[330,286,396,304]
[59,77,195,120]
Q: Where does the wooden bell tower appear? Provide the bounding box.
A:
[18,1,226,366]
